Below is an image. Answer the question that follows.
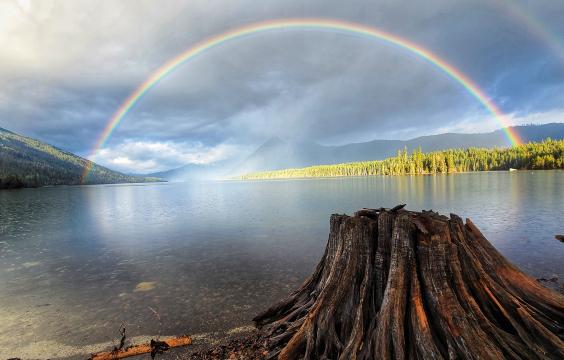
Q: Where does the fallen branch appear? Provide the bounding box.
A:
[89,335,192,360]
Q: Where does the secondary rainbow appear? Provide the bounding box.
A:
[82,18,521,182]
[493,0,564,64]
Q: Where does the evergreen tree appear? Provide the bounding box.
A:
[241,139,564,180]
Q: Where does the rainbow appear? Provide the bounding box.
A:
[493,0,564,64]
[82,18,522,182]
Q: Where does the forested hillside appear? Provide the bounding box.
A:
[0,127,160,189]
[232,123,564,175]
[240,139,564,179]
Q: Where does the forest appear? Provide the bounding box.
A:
[240,139,564,180]
[0,127,159,189]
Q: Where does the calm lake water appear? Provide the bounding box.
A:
[1,171,563,358]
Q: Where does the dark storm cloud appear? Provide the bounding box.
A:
[1,0,563,172]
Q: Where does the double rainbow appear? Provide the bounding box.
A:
[82,18,521,182]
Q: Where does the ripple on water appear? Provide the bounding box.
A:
[0,172,562,353]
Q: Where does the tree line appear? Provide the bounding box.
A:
[0,129,159,189]
[240,139,563,180]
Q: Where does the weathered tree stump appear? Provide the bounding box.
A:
[254,207,564,359]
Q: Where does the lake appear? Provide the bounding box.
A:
[1,170,563,358]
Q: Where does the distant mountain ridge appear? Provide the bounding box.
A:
[0,127,160,189]
[231,123,564,175]
[147,162,225,181]
[143,123,564,181]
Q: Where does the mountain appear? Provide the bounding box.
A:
[232,123,564,175]
[149,138,329,181]
[147,162,225,181]
[241,139,564,179]
[231,137,328,175]
[0,127,161,189]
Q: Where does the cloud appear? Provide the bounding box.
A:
[429,109,564,137]
[94,140,240,173]
[0,0,563,172]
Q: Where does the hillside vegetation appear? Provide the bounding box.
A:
[232,123,564,175]
[0,127,161,189]
[240,139,564,180]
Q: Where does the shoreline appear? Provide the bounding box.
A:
[236,168,562,182]
[4,325,264,360]
[8,279,561,360]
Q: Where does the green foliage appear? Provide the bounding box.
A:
[240,139,564,180]
[0,128,161,189]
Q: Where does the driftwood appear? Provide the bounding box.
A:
[89,336,192,360]
[253,206,564,359]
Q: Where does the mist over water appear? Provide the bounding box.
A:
[0,171,563,358]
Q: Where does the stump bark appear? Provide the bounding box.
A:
[253,207,564,359]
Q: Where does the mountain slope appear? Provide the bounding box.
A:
[232,123,564,175]
[232,137,328,176]
[148,162,225,181]
[0,127,160,189]
[241,139,564,180]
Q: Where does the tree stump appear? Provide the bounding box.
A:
[253,207,564,359]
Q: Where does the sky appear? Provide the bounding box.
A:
[0,0,563,174]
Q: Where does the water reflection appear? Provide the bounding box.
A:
[0,171,563,358]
